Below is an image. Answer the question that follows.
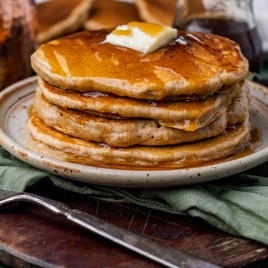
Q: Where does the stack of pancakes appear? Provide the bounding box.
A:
[29,29,250,169]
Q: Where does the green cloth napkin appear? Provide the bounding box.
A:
[1,146,268,246]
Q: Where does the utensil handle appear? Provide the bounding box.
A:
[8,192,218,268]
[67,209,218,268]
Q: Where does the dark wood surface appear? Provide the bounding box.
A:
[0,186,268,268]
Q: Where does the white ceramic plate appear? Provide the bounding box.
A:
[0,76,268,188]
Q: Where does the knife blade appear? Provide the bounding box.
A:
[0,189,219,268]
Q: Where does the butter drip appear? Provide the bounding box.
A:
[103,21,177,54]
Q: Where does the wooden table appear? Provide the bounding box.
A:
[0,186,267,268]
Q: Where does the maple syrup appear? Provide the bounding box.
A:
[112,22,166,37]
[128,22,165,37]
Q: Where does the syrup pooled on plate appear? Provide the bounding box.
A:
[190,128,262,169]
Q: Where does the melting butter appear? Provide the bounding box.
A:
[102,21,177,54]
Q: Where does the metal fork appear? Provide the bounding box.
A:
[0,189,218,268]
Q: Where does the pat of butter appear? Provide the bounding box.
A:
[102,22,177,54]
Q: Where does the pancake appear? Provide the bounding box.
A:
[135,0,177,26]
[36,0,92,44]
[84,0,141,31]
[27,114,250,168]
[34,87,249,147]
[31,30,249,100]
[39,78,242,131]
[29,23,252,169]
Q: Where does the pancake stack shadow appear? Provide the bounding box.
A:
[28,29,252,169]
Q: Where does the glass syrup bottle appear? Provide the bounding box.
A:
[173,0,263,73]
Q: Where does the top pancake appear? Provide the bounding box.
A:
[31,30,249,100]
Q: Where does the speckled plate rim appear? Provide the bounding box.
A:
[0,76,268,188]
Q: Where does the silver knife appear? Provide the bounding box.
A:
[0,189,219,268]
